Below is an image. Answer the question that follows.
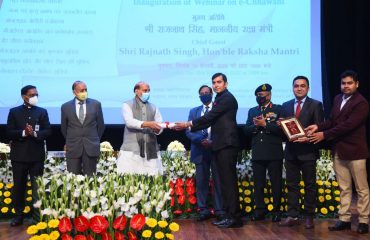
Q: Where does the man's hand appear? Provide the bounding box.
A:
[201,139,212,149]
[173,122,190,131]
[292,136,309,143]
[142,121,161,132]
[305,124,318,136]
[253,115,266,127]
[308,132,324,144]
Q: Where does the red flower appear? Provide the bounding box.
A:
[101,232,113,240]
[75,235,87,240]
[175,186,184,196]
[170,187,175,196]
[115,232,126,240]
[87,235,94,240]
[130,214,145,231]
[59,217,72,233]
[186,186,196,195]
[113,215,127,231]
[128,231,138,240]
[186,208,192,213]
[61,234,73,240]
[188,195,197,205]
[89,215,109,234]
[170,180,175,188]
[175,178,184,187]
[178,195,186,205]
[74,215,89,232]
[173,209,183,215]
[185,178,195,187]
[170,196,175,206]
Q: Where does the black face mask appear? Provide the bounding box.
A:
[256,95,267,105]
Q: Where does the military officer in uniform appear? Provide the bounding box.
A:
[244,84,284,222]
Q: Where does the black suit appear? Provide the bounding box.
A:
[244,102,284,216]
[191,89,240,220]
[6,104,51,216]
[282,97,324,217]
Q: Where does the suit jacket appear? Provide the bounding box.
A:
[191,89,239,151]
[61,98,105,158]
[186,105,212,164]
[282,97,324,160]
[318,91,369,160]
[6,104,51,163]
[244,103,284,160]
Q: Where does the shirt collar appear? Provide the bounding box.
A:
[295,96,307,104]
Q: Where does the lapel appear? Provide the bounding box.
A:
[299,97,311,119]
[334,93,355,120]
[196,105,203,118]
[287,99,295,117]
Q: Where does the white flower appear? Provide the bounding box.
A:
[33,200,42,208]
[161,210,169,219]
[100,141,114,152]
[0,143,10,153]
[167,140,186,152]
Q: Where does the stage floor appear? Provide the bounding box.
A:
[1,217,369,240]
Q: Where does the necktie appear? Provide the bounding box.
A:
[295,100,301,118]
[78,101,85,124]
[202,106,209,137]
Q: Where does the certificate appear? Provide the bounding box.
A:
[280,117,306,141]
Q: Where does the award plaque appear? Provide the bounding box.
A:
[280,117,306,141]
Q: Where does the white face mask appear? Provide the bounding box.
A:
[28,96,38,106]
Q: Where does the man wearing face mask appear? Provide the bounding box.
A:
[116,81,163,175]
[61,81,105,176]
[6,85,51,226]
[244,83,284,222]
[185,85,224,222]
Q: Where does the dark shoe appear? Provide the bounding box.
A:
[212,217,226,226]
[305,217,314,229]
[251,214,265,221]
[217,218,243,228]
[328,220,351,231]
[357,223,369,234]
[10,216,24,227]
[196,213,211,222]
[271,213,281,222]
[279,216,299,227]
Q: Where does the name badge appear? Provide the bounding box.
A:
[35,124,40,131]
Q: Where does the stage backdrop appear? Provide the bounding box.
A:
[0,0,322,124]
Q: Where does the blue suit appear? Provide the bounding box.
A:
[186,105,223,216]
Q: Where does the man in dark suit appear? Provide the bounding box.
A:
[185,85,224,221]
[175,73,242,228]
[244,83,284,222]
[279,76,324,229]
[61,81,105,176]
[6,85,51,226]
[306,70,369,234]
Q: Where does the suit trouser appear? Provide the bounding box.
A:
[67,148,98,176]
[213,147,240,219]
[195,151,223,215]
[252,160,283,215]
[11,161,44,216]
[285,159,316,217]
[334,154,370,224]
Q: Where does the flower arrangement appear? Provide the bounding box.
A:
[162,141,197,217]
[29,173,178,239]
[237,150,340,218]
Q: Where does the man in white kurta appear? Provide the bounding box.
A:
[117,82,164,175]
